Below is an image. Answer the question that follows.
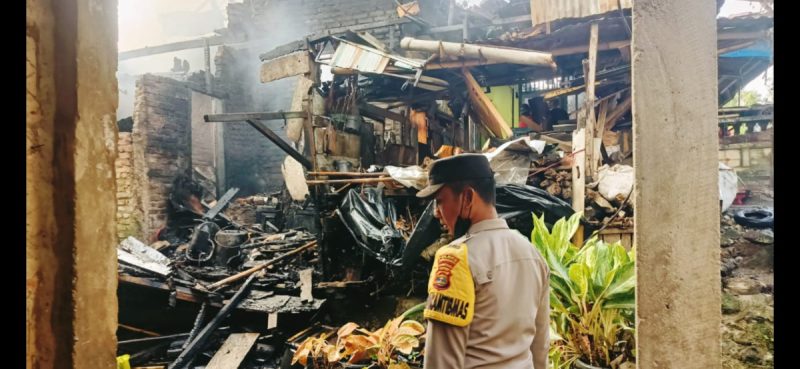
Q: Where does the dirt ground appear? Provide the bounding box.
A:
[720,195,774,368]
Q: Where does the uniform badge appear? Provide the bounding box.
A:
[424,243,475,327]
[433,254,459,290]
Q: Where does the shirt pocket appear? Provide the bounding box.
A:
[472,264,495,286]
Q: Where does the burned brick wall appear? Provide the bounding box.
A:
[214,46,295,196]
[115,132,141,241]
[191,91,216,171]
[132,74,192,241]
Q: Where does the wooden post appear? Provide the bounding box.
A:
[572,128,586,246]
[584,22,600,180]
[462,68,514,139]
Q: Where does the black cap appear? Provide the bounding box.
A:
[416,154,494,198]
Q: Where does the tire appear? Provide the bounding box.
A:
[734,207,774,229]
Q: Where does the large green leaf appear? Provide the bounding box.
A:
[604,263,635,299]
[568,264,590,302]
[531,214,636,367]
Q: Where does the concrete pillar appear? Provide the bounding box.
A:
[26,0,119,367]
[632,1,721,368]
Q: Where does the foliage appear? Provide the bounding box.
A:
[531,213,636,368]
[723,90,765,108]
[292,315,426,368]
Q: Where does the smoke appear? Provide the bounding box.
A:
[227,1,312,113]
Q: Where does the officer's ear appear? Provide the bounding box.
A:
[464,186,475,205]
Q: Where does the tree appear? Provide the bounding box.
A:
[723,90,765,108]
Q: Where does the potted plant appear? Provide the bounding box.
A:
[531,213,636,369]
[291,305,426,369]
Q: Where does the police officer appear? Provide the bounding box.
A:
[416,154,550,369]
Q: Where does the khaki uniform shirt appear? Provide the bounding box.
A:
[424,218,550,369]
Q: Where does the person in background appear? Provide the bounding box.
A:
[410,105,433,164]
[519,103,545,132]
[547,99,569,125]
[530,97,551,132]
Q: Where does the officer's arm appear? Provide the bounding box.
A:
[424,319,469,369]
[531,272,550,368]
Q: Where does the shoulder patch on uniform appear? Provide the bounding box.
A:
[424,243,475,327]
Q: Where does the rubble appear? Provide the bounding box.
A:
[109,1,772,368]
[720,208,774,369]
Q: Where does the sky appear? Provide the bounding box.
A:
[116,0,229,117]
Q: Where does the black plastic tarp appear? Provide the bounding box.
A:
[338,183,576,268]
[496,183,575,224]
[336,187,405,266]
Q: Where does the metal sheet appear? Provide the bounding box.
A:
[529,0,631,25]
[328,38,423,74]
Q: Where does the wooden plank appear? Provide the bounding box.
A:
[207,241,318,290]
[117,249,171,278]
[571,128,586,246]
[605,96,632,131]
[306,177,396,185]
[119,324,160,337]
[538,134,573,151]
[287,77,314,143]
[260,51,312,83]
[622,130,631,154]
[356,31,388,52]
[718,114,773,124]
[119,35,227,61]
[550,40,630,57]
[596,99,609,133]
[282,156,310,201]
[359,103,408,124]
[171,275,258,369]
[204,111,306,122]
[205,333,260,369]
[584,22,600,179]
[117,275,204,304]
[462,68,513,139]
[299,268,314,302]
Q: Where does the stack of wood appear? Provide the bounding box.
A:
[584,188,634,225]
[532,168,572,201]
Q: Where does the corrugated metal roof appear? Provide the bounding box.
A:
[329,38,424,74]
[330,43,390,73]
[529,0,632,26]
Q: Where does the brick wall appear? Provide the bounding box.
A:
[191,91,218,173]
[132,74,192,241]
[115,132,141,241]
[214,46,298,195]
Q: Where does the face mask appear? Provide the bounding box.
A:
[452,192,472,239]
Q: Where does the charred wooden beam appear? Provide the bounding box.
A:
[358,103,408,123]
[203,187,239,221]
[205,113,312,169]
[204,112,306,122]
[168,274,257,369]
[245,119,313,169]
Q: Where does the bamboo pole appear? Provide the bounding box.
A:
[400,37,556,68]
[307,171,387,177]
[206,241,317,290]
[306,177,397,185]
